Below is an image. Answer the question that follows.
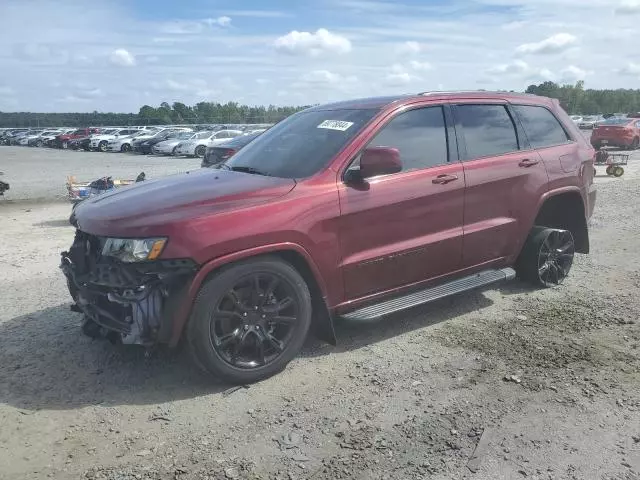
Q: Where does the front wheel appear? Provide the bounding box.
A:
[98,141,108,152]
[120,143,131,152]
[186,257,312,384]
[195,145,206,157]
[516,227,575,288]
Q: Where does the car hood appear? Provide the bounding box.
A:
[73,168,296,237]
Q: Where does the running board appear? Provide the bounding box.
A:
[341,268,516,321]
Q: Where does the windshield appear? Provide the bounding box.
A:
[601,118,630,125]
[224,109,378,178]
[174,132,193,140]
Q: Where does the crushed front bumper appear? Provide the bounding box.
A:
[60,230,197,345]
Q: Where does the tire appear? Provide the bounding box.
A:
[186,257,312,384]
[605,165,613,176]
[98,141,108,152]
[516,227,575,288]
[120,143,131,152]
[61,141,68,149]
[631,137,639,150]
[35,140,43,147]
[613,166,624,177]
[171,146,178,156]
[195,145,206,157]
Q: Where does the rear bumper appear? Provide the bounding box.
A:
[60,230,197,345]
[591,137,634,148]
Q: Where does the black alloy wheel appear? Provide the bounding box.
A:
[517,227,575,288]
[187,258,312,383]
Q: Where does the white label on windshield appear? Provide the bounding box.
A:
[317,120,354,131]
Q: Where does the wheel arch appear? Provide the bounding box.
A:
[168,243,336,348]
[533,189,589,254]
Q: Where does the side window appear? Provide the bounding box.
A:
[513,105,570,149]
[456,104,519,159]
[363,106,448,172]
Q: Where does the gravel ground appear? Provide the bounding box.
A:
[0,144,639,480]
[0,146,201,203]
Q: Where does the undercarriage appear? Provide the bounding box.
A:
[60,230,196,345]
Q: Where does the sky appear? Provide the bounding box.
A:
[0,0,639,113]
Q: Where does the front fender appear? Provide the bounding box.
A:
[168,242,331,347]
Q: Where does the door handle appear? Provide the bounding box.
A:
[432,174,458,184]
[518,158,539,168]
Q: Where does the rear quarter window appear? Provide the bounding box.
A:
[512,105,571,149]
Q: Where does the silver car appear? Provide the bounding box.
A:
[174,130,243,157]
[151,131,201,155]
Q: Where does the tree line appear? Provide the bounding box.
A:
[525,81,640,115]
[2,84,640,127]
[0,101,310,128]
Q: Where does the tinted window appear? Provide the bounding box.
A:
[366,106,448,171]
[456,104,518,159]
[220,133,260,148]
[513,105,570,148]
[224,109,377,178]
[196,131,211,139]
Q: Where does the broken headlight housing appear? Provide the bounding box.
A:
[101,237,167,263]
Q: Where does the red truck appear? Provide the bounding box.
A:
[53,128,100,149]
[62,91,596,384]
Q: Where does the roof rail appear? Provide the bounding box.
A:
[418,90,487,96]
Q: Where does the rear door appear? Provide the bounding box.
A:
[452,102,549,268]
[338,104,465,300]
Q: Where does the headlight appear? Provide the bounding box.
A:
[101,237,167,263]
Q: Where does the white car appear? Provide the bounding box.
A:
[90,128,141,152]
[151,131,203,155]
[569,115,583,124]
[106,130,155,152]
[174,130,243,157]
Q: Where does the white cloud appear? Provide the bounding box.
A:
[516,33,578,55]
[615,0,640,14]
[488,60,530,75]
[397,41,421,54]
[560,65,589,82]
[385,72,419,86]
[409,60,431,71]
[204,16,231,27]
[301,70,358,85]
[619,62,640,76]
[109,48,136,67]
[274,28,352,56]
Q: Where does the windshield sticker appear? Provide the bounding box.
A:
[317,120,354,131]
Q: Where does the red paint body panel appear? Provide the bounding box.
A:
[71,91,596,347]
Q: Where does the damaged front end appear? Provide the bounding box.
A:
[60,230,196,346]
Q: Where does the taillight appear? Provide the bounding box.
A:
[220,148,237,159]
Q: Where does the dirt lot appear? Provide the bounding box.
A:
[0,145,639,480]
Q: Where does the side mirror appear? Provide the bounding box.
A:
[352,146,402,181]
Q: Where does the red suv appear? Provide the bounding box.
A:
[591,117,640,150]
[62,91,596,384]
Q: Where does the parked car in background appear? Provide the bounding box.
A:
[106,130,155,152]
[31,129,64,147]
[570,115,582,124]
[17,130,45,145]
[53,128,100,149]
[174,129,243,157]
[151,131,200,155]
[89,128,140,152]
[133,128,193,154]
[63,91,595,384]
[578,115,602,129]
[591,117,640,149]
[201,132,262,168]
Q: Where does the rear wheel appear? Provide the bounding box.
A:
[35,140,43,147]
[187,257,312,384]
[605,165,613,175]
[195,145,206,157]
[613,166,624,177]
[98,141,108,152]
[120,143,131,152]
[517,227,575,288]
